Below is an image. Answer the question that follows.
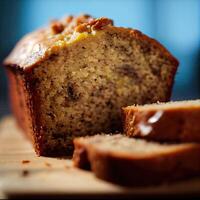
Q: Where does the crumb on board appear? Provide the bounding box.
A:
[45,162,52,167]
[65,165,71,169]
[21,160,30,164]
[22,170,29,177]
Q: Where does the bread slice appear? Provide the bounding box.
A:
[123,100,200,143]
[73,134,200,186]
[4,14,178,156]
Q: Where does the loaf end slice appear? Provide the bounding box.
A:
[73,134,200,186]
[123,100,200,143]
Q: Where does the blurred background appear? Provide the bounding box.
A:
[0,0,200,118]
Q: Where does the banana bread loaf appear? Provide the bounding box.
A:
[123,100,200,142]
[4,14,178,156]
[73,134,200,186]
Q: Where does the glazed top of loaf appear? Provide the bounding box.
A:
[4,14,178,70]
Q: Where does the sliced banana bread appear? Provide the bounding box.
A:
[123,100,200,142]
[4,14,178,156]
[73,134,200,186]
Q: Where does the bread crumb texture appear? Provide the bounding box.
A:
[30,28,176,154]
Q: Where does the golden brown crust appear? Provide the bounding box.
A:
[123,104,200,143]
[3,14,178,70]
[3,15,113,69]
[5,66,42,155]
[3,29,49,69]
[73,136,200,186]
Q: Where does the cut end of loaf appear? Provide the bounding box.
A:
[29,27,178,155]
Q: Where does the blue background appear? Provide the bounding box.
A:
[0,0,200,117]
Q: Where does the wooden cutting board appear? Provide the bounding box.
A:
[0,116,200,198]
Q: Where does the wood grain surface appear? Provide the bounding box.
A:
[0,116,200,199]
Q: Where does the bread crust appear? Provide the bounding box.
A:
[123,103,200,143]
[3,16,178,70]
[3,16,113,69]
[73,136,200,186]
[5,66,42,155]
